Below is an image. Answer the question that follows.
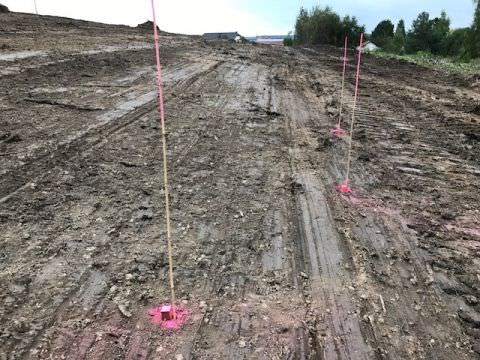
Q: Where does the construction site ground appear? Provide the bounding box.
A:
[1,12,480,360]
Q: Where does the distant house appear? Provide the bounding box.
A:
[137,20,159,32]
[203,32,241,41]
[256,35,291,45]
[358,41,378,53]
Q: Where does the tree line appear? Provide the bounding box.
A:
[294,3,480,60]
[294,6,365,48]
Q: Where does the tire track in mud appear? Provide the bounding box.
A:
[293,172,369,359]
[169,60,306,359]
[170,61,245,170]
[9,60,252,360]
[3,23,477,358]
[294,47,475,359]
[180,62,268,359]
[121,61,250,360]
[271,60,372,359]
[69,59,300,360]
[0,60,225,359]
[0,60,223,204]
[15,270,108,360]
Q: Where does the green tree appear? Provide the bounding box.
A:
[308,6,341,45]
[465,0,480,58]
[392,19,406,53]
[342,15,365,47]
[406,12,433,53]
[284,31,294,46]
[406,10,454,55]
[444,28,469,57]
[396,19,406,39]
[293,6,365,47]
[430,10,450,55]
[371,20,394,48]
[294,7,309,44]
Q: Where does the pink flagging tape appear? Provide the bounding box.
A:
[352,34,364,106]
[330,127,346,137]
[338,35,349,127]
[149,305,189,330]
[151,0,166,128]
[150,0,178,320]
[331,36,349,137]
[337,33,364,194]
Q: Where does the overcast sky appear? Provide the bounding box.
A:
[2,0,476,36]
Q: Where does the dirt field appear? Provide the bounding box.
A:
[1,12,480,360]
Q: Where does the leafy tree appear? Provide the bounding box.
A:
[293,6,365,47]
[430,11,450,54]
[434,11,451,35]
[405,10,451,55]
[465,0,480,58]
[293,4,478,59]
[406,12,433,53]
[396,19,406,39]
[444,28,469,57]
[342,15,365,47]
[371,20,394,48]
[392,19,407,53]
[294,7,309,44]
[307,6,341,45]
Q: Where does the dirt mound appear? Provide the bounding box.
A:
[0,4,9,13]
[137,20,159,32]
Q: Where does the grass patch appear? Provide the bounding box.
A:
[371,50,480,75]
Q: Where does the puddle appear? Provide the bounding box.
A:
[115,67,151,85]
[99,90,156,121]
[30,87,69,94]
[0,50,47,61]
[80,43,151,56]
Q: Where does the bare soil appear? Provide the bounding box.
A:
[1,12,479,360]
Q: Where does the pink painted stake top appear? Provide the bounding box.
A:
[160,305,174,321]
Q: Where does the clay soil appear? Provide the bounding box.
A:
[1,12,480,360]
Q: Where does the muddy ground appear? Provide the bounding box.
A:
[1,11,480,360]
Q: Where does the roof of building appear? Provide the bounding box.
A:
[358,41,378,52]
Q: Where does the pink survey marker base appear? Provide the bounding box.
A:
[149,305,189,330]
[336,182,352,194]
[330,126,346,137]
